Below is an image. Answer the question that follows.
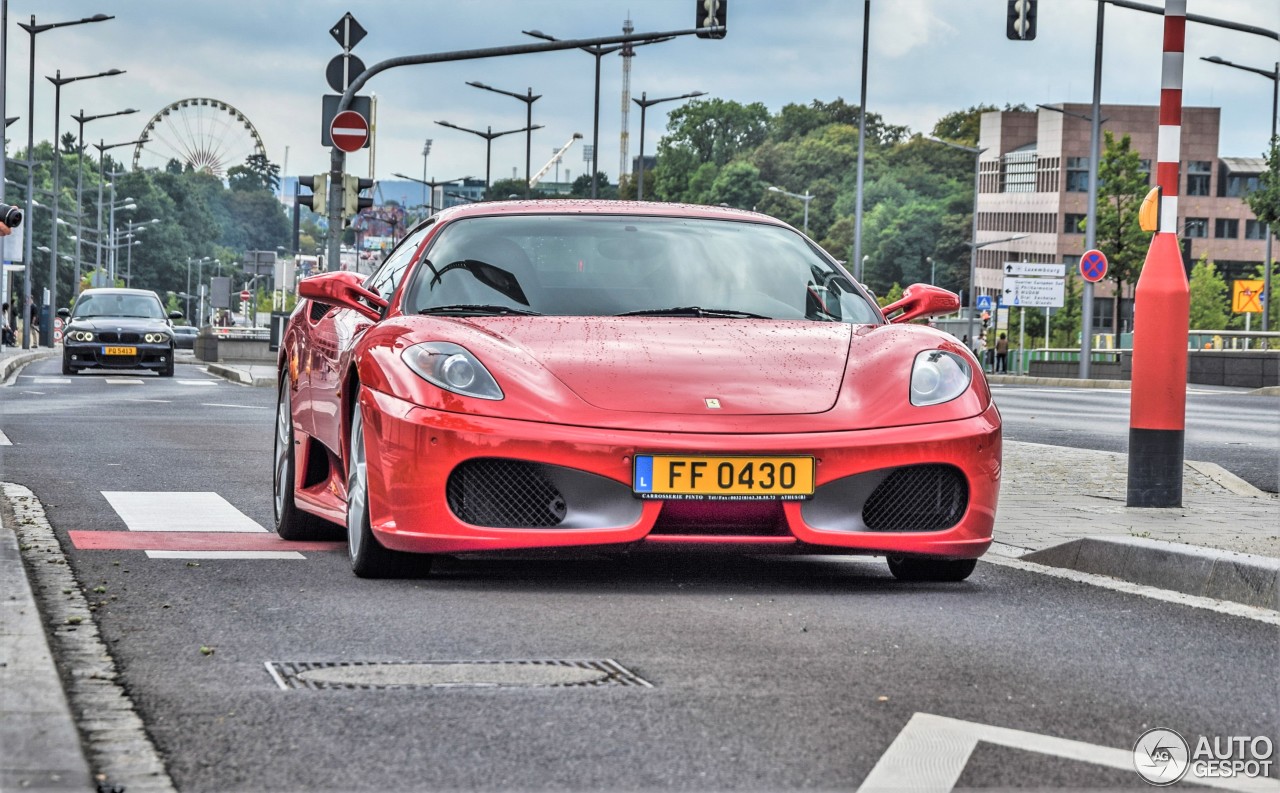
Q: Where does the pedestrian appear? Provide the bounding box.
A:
[1,302,12,346]
[974,332,986,368]
[27,301,40,346]
[996,332,1009,373]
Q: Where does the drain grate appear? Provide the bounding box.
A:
[265,659,653,690]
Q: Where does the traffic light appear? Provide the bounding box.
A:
[297,174,328,213]
[1007,0,1036,40]
[343,174,375,220]
[695,0,726,39]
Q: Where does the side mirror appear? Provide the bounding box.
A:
[882,284,961,324]
[168,310,184,320]
[57,307,71,318]
[297,271,387,322]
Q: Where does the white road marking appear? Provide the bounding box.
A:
[0,430,10,446]
[32,377,71,384]
[104,378,144,385]
[201,403,269,410]
[859,712,1279,793]
[144,550,305,560]
[19,391,46,395]
[981,550,1280,626]
[101,491,267,532]
[125,398,171,403]
[177,380,218,386]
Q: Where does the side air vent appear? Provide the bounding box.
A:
[447,459,568,528]
[862,465,968,532]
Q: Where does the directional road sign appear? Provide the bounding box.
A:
[1002,276,1065,308]
[330,110,369,153]
[1232,279,1264,313]
[329,13,367,51]
[326,54,366,93]
[1003,262,1065,277]
[1080,249,1108,283]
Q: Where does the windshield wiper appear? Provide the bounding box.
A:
[418,304,542,316]
[616,306,770,319]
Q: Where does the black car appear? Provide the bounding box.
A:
[172,325,199,350]
[59,288,183,376]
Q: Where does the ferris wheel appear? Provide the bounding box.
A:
[133,97,267,177]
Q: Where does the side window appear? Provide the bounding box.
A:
[366,223,433,302]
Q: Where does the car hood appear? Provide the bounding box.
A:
[464,317,852,416]
[67,317,171,334]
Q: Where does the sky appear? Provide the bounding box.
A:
[1,0,1276,200]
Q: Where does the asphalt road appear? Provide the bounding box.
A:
[3,360,1277,791]
[992,384,1280,494]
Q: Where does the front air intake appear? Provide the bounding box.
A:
[447,459,568,528]
[862,464,968,532]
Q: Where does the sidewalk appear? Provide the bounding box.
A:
[3,350,1279,787]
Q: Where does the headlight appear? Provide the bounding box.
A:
[143,333,168,343]
[402,342,503,401]
[910,350,971,406]
[70,330,95,342]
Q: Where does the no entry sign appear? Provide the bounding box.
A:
[330,110,369,153]
[1080,249,1108,283]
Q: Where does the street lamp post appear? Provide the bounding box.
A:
[120,218,158,285]
[44,68,124,345]
[391,172,470,215]
[466,81,541,198]
[435,121,541,198]
[522,29,673,199]
[70,107,136,294]
[421,138,432,211]
[632,90,704,201]
[927,137,990,348]
[16,11,114,349]
[767,185,815,234]
[92,138,145,283]
[963,234,1029,355]
[1202,54,1279,334]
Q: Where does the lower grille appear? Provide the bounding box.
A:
[862,464,968,532]
[447,459,567,528]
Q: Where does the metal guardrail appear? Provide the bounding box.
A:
[208,326,270,341]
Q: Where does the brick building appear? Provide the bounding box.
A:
[975,104,1269,333]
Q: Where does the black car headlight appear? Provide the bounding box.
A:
[402,341,503,401]
[910,350,972,406]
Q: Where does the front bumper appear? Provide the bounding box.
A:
[64,341,173,370]
[360,388,1001,559]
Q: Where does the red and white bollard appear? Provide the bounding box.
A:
[1127,0,1190,507]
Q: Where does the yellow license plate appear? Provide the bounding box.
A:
[633,455,815,500]
[103,346,136,356]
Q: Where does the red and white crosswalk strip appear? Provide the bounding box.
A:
[1155,0,1185,234]
[68,492,343,559]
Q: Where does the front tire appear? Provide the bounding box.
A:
[160,350,175,377]
[273,378,332,540]
[887,556,977,582]
[347,397,427,579]
[62,355,74,376]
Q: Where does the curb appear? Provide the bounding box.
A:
[1,349,57,384]
[206,363,276,388]
[986,374,1131,389]
[1023,535,1280,610]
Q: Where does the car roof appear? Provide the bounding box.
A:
[425,199,792,229]
[77,288,161,298]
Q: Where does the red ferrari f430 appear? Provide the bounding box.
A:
[275,201,1000,579]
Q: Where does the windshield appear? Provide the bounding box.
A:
[72,293,166,320]
[402,215,880,324]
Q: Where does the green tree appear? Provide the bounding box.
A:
[1188,257,1229,330]
[569,171,616,199]
[650,98,770,202]
[706,161,763,210]
[1244,136,1279,228]
[930,105,999,147]
[1093,131,1151,333]
[227,153,280,193]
